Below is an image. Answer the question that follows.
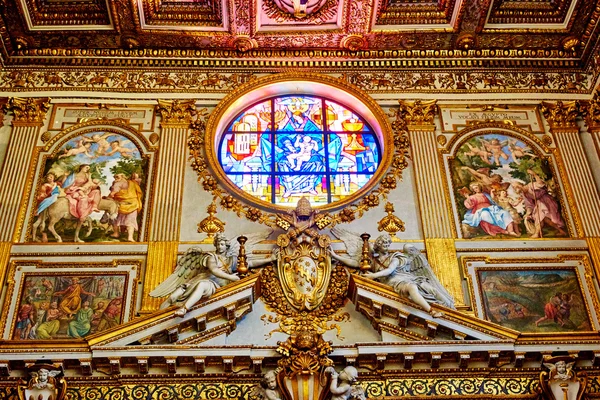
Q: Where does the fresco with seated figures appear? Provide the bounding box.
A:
[451,133,569,239]
[12,274,126,340]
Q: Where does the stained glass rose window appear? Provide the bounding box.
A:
[218,95,381,207]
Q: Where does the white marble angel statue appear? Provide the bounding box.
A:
[150,231,276,317]
[330,228,454,317]
[325,366,365,400]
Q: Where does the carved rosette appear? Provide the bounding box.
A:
[4,97,50,125]
[540,100,580,130]
[156,99,197,126]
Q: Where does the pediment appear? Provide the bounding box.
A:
[87,271,520,360]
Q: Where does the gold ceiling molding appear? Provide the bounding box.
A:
[0,0,598,70]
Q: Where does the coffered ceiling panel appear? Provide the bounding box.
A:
[137,0,226,30]
[0,0,598,71]
[17,0,113,30]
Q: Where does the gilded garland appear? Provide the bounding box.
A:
[187,73,409,228]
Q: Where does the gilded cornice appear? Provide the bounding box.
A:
[4,97,49,124]
[155,99,197,126]
[540,100,580,130]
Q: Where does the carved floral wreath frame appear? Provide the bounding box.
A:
[187,73,410,228]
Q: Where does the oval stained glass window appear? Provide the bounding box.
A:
[218,95,381,207]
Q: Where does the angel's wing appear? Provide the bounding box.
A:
[149,248,207,298]
[409,251,455,309]
[226,229,273,258]
[566,362,575,370]
[543,363,556,371]
[47,371,61,378]
[331,226,365,261]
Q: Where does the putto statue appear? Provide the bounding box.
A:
[150,231,276,317]
[325,366,366,400]
[249,369,282,400]
[330,228,454,317]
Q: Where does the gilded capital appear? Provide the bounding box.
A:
[398,99,438,128]
[582,97,600,132]
[156,99,197,126]
[540,100,580,130]
[4,97,50,124]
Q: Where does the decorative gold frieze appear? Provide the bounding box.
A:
[156,99,197,126]
[540,100,580,130]
[398,99,438,127]
[4,97,50,124]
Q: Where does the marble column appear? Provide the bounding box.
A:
[140,99,196,312]
[542,101,600,276]
[0,97,49,288]
[398,100,464,306]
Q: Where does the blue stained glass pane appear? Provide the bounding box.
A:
[274,176,328,206]
[227,173,273,202]
[332,133,379,173]
[220,133,272,173]
[330,173,374,202]
[228,100,272,131]
[325,100,371,132]
[274,133,326,173]
[274,96,323,131]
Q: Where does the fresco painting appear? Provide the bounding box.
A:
[452,133,568,239]
[479,269,591,333]
[12,274,126,340]
[31,131,147,243]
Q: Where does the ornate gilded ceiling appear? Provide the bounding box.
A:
[0,0,598,70]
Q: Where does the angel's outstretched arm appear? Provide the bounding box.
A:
[330,249,360,269]
[365,257,400,279]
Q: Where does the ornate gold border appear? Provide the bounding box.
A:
[461,254,598,339]
[189,72,405,227]
[20,119,158,244]
[442,124,575,240]
[0,259,141,341]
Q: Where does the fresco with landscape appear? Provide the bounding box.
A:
[452,133,568,239]
[31,131,147,243]
[12,274,126,340]
[479,269,591,333]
